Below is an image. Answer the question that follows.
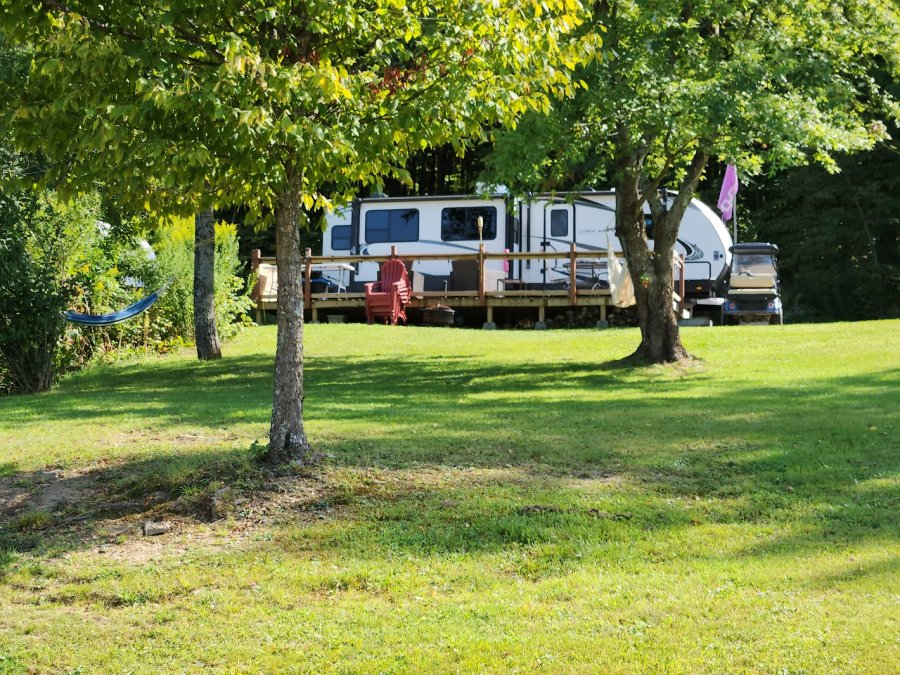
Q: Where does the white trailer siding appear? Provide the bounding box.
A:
[324,196,511,289]
[518,192,732,293]
[323,191,732,297]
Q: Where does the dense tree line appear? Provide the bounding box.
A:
[738,141,900,321]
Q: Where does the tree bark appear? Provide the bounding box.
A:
[268,171,312,464]
[613,140,711,363]
[194,208,222,360]
[630,252,689,362]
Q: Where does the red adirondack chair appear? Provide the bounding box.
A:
[365,259,411,325]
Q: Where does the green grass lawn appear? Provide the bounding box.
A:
[0,322,898,673]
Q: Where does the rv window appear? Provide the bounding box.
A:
[441,207,498,241]
[331,225,352,251]
[365,209,419,243]
[550,209,568,237]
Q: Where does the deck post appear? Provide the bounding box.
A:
[569,243,577,306]
[478,244,486,302]
[251,248,263,323]
[391,245,398,259]
[304,247,312,316]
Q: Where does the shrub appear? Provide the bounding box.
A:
[0,191,101,393]
[1,197,254,394]
[213,221,255,341]
[149,216,254,347]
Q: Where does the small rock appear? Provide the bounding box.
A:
[440,499,459,508]
[107,523,134,538]
[142,520,173,536]
[147,491,169,505]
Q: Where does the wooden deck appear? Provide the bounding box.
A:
[251,246,686,326]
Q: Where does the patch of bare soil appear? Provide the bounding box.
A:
[0,468,99,517]
[0,463,347,564]
[86,473,343,563]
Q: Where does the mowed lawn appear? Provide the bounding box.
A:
[0,321,897,672]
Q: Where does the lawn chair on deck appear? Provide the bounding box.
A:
[365,259,411,325]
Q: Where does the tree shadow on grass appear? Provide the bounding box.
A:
[0,347,896,582]
[0,445,279,575]
[0,354,277,430]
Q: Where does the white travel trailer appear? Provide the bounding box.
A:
[517,192,733,297]
[322,191,733,298]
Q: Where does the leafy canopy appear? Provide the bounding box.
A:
[486,0,900,193]
[2,1,592,221]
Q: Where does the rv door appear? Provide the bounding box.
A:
[543,202,574,286]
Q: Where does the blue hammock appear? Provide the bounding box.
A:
[63,278,174,327]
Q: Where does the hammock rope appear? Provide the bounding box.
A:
[63,277,175,327]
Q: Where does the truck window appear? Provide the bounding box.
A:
[441,207,498,241]
[550,209,568,237]
[331,225,352,251]
[365,209,419,243]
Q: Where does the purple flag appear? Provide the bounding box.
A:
[717,164,739,221]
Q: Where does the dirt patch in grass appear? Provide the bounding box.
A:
[0,461,346,565]
[1,462,632,566]
[84,472,343,563]
[0,468,100,518]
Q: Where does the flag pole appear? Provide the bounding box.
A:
[733,199,738,245]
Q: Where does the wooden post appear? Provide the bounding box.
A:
[143,310,150,355]
[391,245,398,259]
[569,243,577,306]
[251,248,262,324]
[250,249,261,296]
[478,244,486,302]
[304,247,312,315]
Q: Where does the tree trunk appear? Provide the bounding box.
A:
[194,208,222,360]
[630,253,689,362]
[268,172,312,464]
[615,186,689,363]
[613,138,711,363]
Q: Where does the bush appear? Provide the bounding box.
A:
[58,214,254,365]
[213,221,255,341]
[149,216,254,347]
[0,199,254,394]
[0,191,101,393]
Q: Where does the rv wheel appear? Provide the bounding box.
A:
[769,311,784,325]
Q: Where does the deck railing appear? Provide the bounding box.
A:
[251,245,685,318]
